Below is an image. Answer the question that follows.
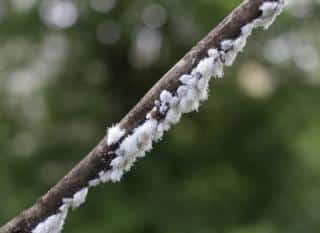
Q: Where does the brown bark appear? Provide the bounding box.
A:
[0,0,279,232]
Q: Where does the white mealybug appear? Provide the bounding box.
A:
[70,188,88,209]
[110,156,125,168]
[107,124,125,145]
[160,90,173,103]
[110,169,124,182]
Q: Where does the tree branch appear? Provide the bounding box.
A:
[0,1,285,232]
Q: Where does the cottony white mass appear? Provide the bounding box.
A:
[31,1,285,233]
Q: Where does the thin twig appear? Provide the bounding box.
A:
[0,1,283,232]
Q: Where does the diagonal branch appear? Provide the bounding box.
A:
[0,0,285,233]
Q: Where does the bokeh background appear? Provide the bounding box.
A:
[1,0,320,232]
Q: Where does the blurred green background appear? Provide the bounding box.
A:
[1,0,320,233]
